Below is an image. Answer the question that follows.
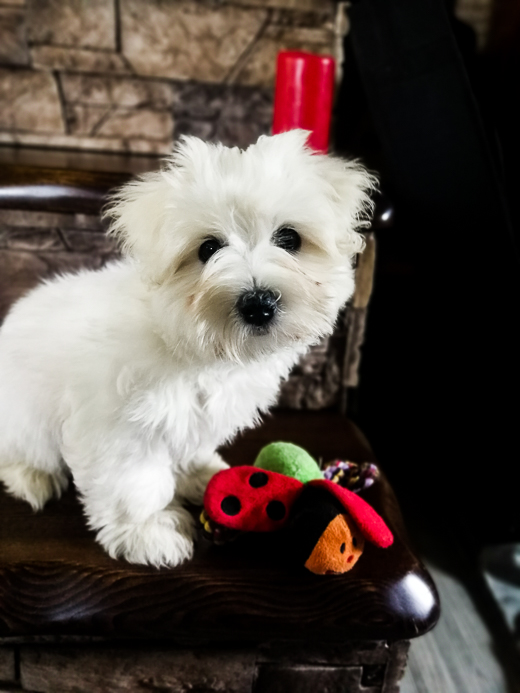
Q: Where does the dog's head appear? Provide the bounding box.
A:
[106,131,376,362]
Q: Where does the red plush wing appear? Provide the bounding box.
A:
[307,479,394,547]
[204,466,304,532]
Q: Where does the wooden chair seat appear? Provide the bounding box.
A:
[0,410,439,693]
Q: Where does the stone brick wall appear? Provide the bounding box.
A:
[0,208,117,320]
[0,0,343,155]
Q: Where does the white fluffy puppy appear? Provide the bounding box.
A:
[0,131,374,567]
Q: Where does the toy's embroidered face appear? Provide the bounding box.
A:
[304,512,365,575]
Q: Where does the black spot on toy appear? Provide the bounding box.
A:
[266,500,286,521]
[221,495,241,516]
[249,471,268,488]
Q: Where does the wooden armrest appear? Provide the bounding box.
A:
[0,146,161,215]
[0,164,127,215]
[0,146,394,228]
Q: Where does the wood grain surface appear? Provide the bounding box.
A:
[0,411,439,642]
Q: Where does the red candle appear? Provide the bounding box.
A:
[272,51,335,154]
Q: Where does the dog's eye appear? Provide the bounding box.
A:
[272,227,301,253]
[199,238,223,263]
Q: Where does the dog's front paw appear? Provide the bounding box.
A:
[97,506,196,568]
[178,452,229,506]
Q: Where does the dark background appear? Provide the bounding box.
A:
[334,0,520,551]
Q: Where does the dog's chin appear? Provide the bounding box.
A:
[198,316,322,366]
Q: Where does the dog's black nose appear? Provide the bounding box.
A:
[237,290,278,328]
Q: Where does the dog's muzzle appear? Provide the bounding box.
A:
[236,290,278,328]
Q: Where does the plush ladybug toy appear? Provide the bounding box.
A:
[202,443,393,575]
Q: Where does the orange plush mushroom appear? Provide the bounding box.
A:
[287,482,393,575]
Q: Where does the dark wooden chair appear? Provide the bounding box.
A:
[0,147,437,693]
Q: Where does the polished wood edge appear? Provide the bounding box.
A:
[0,164,131,215]
[0,184,107,215]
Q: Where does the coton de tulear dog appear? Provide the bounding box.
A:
[0,131,374,567]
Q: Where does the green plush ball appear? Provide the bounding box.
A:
[254,442,322,484]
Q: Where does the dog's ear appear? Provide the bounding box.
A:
[104,171,172,275]
[255,130,376,258]
[315,155,377,258]
[105,137,217,279]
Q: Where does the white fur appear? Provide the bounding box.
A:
[0,131,375,567]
